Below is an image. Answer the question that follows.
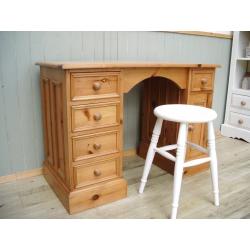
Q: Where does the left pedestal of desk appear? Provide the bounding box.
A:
[38,64,127,214]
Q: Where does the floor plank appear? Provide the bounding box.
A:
[0,136,249,219]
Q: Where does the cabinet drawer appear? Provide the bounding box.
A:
[73,157,121,188]
[70,72,119,101]
[187,93,210,158]
[229,112,250,130]
[231,94,250,110]
[71,102,120,132]
[72,130,120,162]
[69,178,127,214]
[190,70,214,92]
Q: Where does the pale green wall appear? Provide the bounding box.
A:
[0,32,232,176]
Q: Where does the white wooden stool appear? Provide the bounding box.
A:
[139,104,219,219]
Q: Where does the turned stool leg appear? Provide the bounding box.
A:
[139,118,163,194]
[171,123,188,219]
[208,121,219,206]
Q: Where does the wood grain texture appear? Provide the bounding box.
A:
[0,31,232,177]
[137,68,215,175]
[38,63,217,214]
[0,167,43,184]
[170,31,233,39]
[190,69,215,92]
[71,102,120,132]
[36,61,220,69]
[69,178,127,214]
[121,67,189,93]
[0,136,249,219]
[138,77,181,174]
[39,64,127,213]
[0,148,135,185]
[70,72,120,100]
[72,130,120,163]
[73,156,121,188]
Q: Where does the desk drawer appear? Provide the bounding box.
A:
[72,130,120,162]
[190,70,214,92]
[70,72,119,101]
[231,94,250,110]
[229,112,250,130]
[69,178,127,214]
[71,102,120,132]
[73,157,121,188]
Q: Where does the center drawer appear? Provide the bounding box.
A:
[71,102,120,132]
[73,157,121,188]
[72,130,120,162]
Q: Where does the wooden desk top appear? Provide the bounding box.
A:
[36,61,220,70]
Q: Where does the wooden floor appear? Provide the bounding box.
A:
[1,136,250,219]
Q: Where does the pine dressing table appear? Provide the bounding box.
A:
[36,62,219,214]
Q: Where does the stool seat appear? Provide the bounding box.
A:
[154,104,217,123]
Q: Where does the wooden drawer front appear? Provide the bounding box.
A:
[71,102,120,132]
[187,93,210,158]
[72,131,120,162]
[190,70,213,92]
[231,94,250,110]
[230,112,250,130]
[69,178,127,214]
[74,157,120,188]
[71,73,119,101]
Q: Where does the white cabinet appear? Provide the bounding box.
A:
[221,31,250,142]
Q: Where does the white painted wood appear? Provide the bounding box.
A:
[186,141,208,154]
[231,94,250,111]
[139,118,163,194]
[237,57,250,61]
[221,31,250,142]
[154,104,217,123]
[154,148,176,162]
[229,112,250,130]
[229,106,250,117]
[208,122,219,206]
[139,104,219,219]
[221,124,250,142]
[157,144,178,151]
[171,122,188,219]
[183,157,211,168]
[223,31,239,123]
[232,88,250,97]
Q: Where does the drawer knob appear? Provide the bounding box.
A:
[188,124,194,132]
[201,78,208,84]
[93,82,102,91]
[241,101,246,106]
[92,194,100,200]
[93,112,102,121]
[238,119,244,125]
[93,143,102,150]
[94,169,102,176]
